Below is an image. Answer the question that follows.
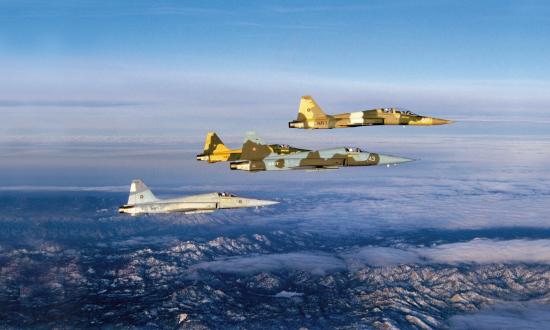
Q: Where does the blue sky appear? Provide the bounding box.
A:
[1,0,549,80]
[1,1,550,186]
[3,4,550,327]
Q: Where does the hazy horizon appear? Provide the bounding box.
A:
[2,1,550,328]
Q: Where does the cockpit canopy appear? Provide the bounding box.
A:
[400,109,418,115]
[218,192,237,197]
[381,108,418,116]
[345,147,363,153]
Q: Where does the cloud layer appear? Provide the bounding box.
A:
[190,252,345,275]
[346,239,550,267]
[191,239,550,275]
[2,59,550,145]
[450,302,550,330]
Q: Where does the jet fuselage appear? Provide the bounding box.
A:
[119,181,278,216]
[230,147,413,172]
[289,108,451,129]
[289,96,452,129]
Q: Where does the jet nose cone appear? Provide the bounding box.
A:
[251,199,279,207]
[378,155,415,166]
[432,118,453,125]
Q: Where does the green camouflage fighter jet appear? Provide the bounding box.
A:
[229,137,414,172]
[289,96,452,129]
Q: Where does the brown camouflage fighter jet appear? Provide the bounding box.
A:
[289,96,452,129]
[196,132,309,163]
[229,135,414,172]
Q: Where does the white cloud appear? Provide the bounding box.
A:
[449,302,550,330]
[416,239,550,265]
[187,239,550,276]
[345,239,550,267]
[0,185,128,192]
[189,252,346,275]
[2,59,550,143]
[343,247,422,270]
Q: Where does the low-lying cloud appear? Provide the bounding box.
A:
[190,252,346,275]
[191,239,550,275]
[3,59,550,144]
[417,239,550,264]
[346,239,550,267]
[449,302,550,330]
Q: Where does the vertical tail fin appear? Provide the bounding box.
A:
[298,96,328,120]
[203,132,231,155]
[239,132,272,161]
[127,180,158,205]
[244,131,264,145]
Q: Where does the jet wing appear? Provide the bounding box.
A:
[263,155,345,170]
[294,166,340,171]
[163,202,218,213]
[183,210,215,214]
[336,119,384,128]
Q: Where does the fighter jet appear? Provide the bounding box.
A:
[196,131,309,163]
[229,136,414,172]
[118,180,278,216]
[288,96,452,129]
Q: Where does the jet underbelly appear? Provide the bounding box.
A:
[264,158,301,170]
[300,157,345,168]
[263,156,345,170]
[384,115,400,125]
[163,202,217,213]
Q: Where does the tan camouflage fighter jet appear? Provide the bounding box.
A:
[118,180,278,216]
[229,136,414,172]
[196,131,309,163]
[288,96,452,129]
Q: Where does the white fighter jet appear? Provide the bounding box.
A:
[118,180,278,216]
